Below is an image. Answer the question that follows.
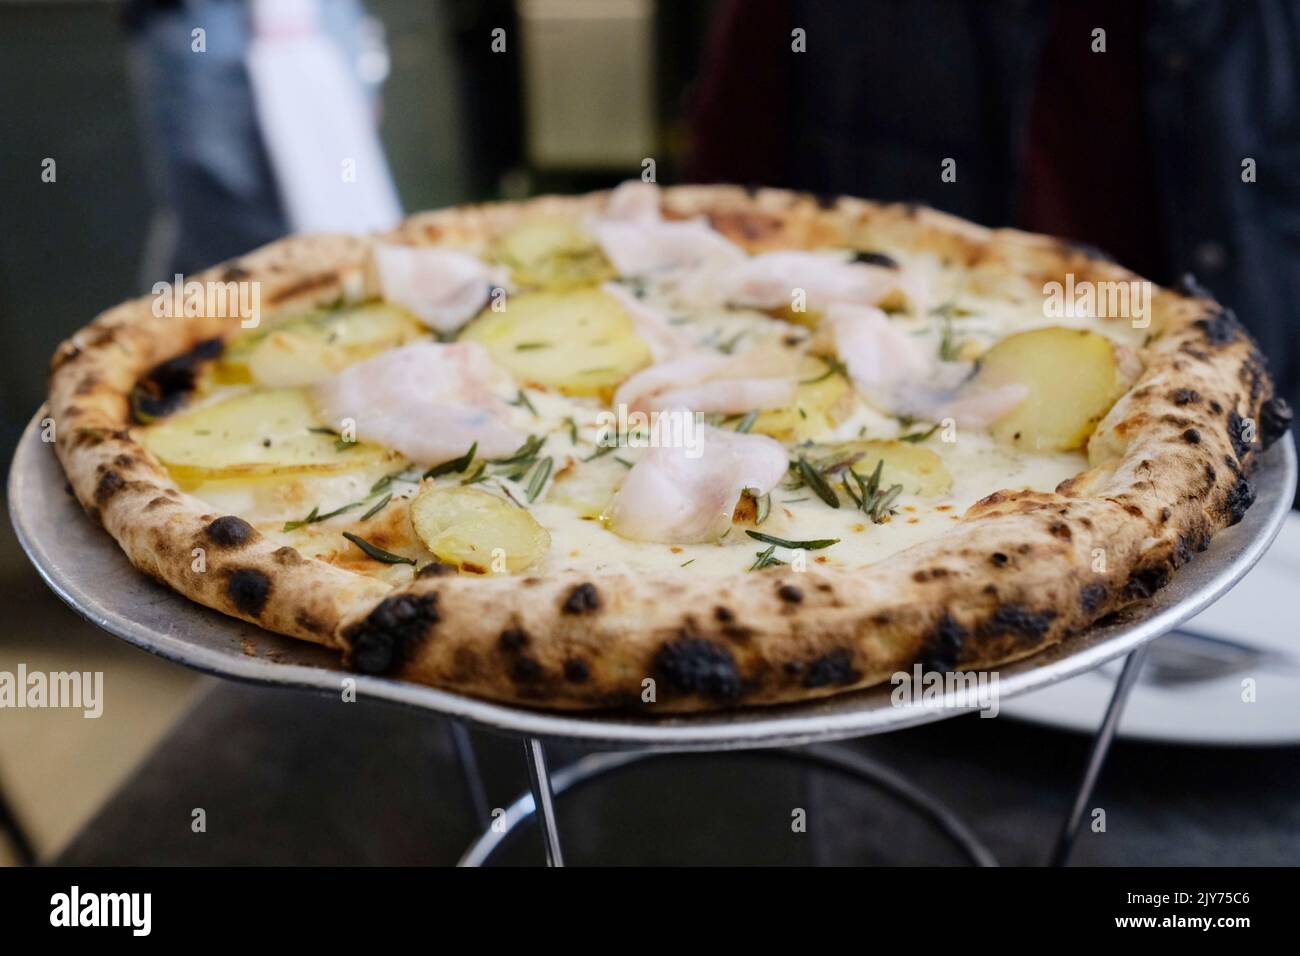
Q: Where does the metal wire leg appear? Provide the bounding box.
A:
[448,721,491,830]
[1049,644,1150,866]
[524,738,564,867]
[459,745,994,866]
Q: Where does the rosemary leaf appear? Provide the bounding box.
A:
[423,442,477,479]
[746,530,840,551]
[342,531,416,565]
[796,457,840,509]
[525,457,553,502]
[360,493,392,521]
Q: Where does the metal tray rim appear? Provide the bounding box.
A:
[9,409,1295,751]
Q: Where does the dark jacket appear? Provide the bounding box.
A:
[689,0,1300,424]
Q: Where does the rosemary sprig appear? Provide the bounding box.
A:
[360,493,392,521]
[749,545,788,571]
[282,500,363,532]
[509,389,538,416]
[491,435,545,465]
[342,531,416,565]
[734,410,758,434]
[525,457,553,502]
[845,460,904,523]
[423,442,477,479]
[514,341,551,351]
[564,416,580,445]
[745,530,840,550]
[899,423,941,444]
[794,456,840,509]
[582,443,618,463]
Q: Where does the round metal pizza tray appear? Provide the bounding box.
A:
[8,408,1296,752]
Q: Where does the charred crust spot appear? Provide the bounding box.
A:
[93,470,125,505]
[1195,309,1243,346]
[1175,535,1193,567]
[1260,396,1292,450]
[654,637,742,701]
[346,593,439,675]
[713,606,735,623]
[777,584,803,603]
[1223,477,1255,526]
[1080,583,1108,614]
[74,373,100,396]
[1126,565,1171,600]
[1171,388,1201,406]
[145,495,174,511]
[918,613,968,672]
[510,655,544,684]
[562,582,600,614]
[1049,520,1072,539]
[851,250,900,269]
[1227,410,1250,460]
[913,567,951,582]
[294,611,325,636]
[130,337,224,422]
[416,561,456,578]
[205,515,256,548]
[981,604,1057,644]
[498,628,529,652]
[801,648,862,688]
[990,552,1009,567]
[226,568,271,618]
[563,658,590,683]
[1182,428,1202,445]
[1160,507,1172,523]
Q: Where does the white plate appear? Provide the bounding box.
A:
[1002,511,1300,745]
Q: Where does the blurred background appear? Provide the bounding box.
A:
[2,0,1298,866]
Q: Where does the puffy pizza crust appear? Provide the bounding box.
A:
[47,187,1289,711]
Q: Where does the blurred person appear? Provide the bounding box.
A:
[122,0,390,279]
[687,0,1299,430]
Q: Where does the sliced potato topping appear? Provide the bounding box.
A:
[750,356,855,442]
[491,219,615,289]
[409,483,551,573]
[459,287,652,397]
[138,387,397,487]
[217,302,426,387]
[548,454,628,519]
[807,438,952,498]
[976,326,1137,452]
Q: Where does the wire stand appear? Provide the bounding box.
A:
[449,647,1149,867]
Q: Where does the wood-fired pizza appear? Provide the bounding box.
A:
[46,183,1291,711]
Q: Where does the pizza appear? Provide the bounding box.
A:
[46,182,1291,711]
